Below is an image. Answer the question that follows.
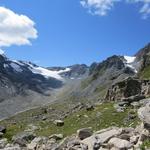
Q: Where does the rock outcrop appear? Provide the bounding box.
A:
[105,77,150,102]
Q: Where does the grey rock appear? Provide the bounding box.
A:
[77,128,93,140]
[118,101,129,107]
[3,144,22,150]
[42,116,47,121]
[0,132,3,138]
[0,138,8,149]
[0,126,6,133]
[108,137,133,149]
[114,104,125,112]
[131,102,141,108]
[49,134,63,140]
[54,120,64,126]
[138,102,150,128]
[139,129,149,142]
[86,105,94,111]
[81,127,122,149]
[27,137,43,150]
[130,135,139,144]
[118,134,130,141]
[122,95,146,103]
[25,124,39,132]
[12,132,35,146]
[67,140,88,150]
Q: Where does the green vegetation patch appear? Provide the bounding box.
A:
[0,102,140,141]
[139,65,150,79]
[140,139,150,150]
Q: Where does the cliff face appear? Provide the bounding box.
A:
[105,77,150,102]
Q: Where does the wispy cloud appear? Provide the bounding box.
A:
[80,0,150,19]
[127,0,150,19]
[0,7,38,47]
[80,0,120,16]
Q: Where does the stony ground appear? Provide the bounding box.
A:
[0,97,150,149]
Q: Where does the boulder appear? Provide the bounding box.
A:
[49,134,63,140]
[0,126,6,133]
[131,102,141,108]
[86,105,94,111]
[118,101,129,107]
[138,102,150,130]
[67,140,88,150]
[77,128,93,140]
[108,137,133,149]
[81,127,122,149]
[105,77,142,101]
[54,120,64,126]
[0,138,8,149]
[25,124,39,132]
[127,111,137,120]
[118,134,130,141]
[3,145,21,150]
[130,135,139,144]
[42,116,47,121]
[139,129,149,142]
[27,137,44,150]
[27,142,37,150]
[122,95,145,103]
[12,132,35,147]
[114,104,125,112]
[0,132,3,138]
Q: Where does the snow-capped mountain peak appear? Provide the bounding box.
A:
[28,64,71,80]
[11,60,71,80]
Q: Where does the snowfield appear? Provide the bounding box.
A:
[124,56,137,73]
[29,65,70,80]
[124,56,136,63]
[10,60,71,80]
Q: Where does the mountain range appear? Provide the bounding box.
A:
[0,43,150,119]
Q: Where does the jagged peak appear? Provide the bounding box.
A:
[135,43,150,61]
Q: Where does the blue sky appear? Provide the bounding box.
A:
[0,0,150,67]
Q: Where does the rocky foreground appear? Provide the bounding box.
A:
[0,101,149,150]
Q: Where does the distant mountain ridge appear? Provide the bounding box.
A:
[0,43,150,119]
[47,64,89,79]
[62,44,150,103]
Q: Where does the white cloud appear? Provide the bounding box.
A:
[0,7,37,47]
[80,0,120,16]
[80,0,150,19]
[127,0,150,19]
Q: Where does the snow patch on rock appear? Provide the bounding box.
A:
[124,56,137,73]
[124,56,136,64]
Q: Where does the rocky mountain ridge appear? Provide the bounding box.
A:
[0,43,150,120]
[0,43,150,149]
